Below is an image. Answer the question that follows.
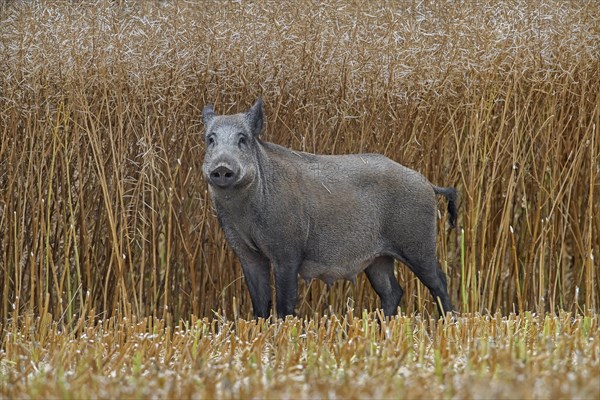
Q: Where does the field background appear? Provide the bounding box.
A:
[0,0,599,398]
[1,0,598,324]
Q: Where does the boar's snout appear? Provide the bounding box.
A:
[209,165,237,188]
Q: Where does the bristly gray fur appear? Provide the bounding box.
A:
[202,98,457,319]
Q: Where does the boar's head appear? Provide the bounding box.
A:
[202,99,264,190]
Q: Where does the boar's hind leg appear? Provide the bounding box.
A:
[240,253,272,319]
[403,251,453,317]
[365,256,403,317]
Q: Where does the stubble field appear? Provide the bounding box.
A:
[1,0,599,398]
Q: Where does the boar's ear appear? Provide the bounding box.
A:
[246,98,264,137]
[202,104,216,126]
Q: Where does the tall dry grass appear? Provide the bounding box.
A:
[0,0,599,326]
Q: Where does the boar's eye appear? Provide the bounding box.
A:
[238,135,247,147]
[207,136,215,145]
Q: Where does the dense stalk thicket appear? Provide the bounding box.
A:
[0,0,598,325]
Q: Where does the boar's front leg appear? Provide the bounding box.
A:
[273,262,300,319]
[239,250,272,319]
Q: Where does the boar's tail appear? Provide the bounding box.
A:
[432,185,457,229]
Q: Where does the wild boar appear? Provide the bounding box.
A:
[202,99,457,319]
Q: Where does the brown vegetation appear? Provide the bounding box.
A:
[1,0,598,322]
[2,311,599,399]
[1,1,599,398]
